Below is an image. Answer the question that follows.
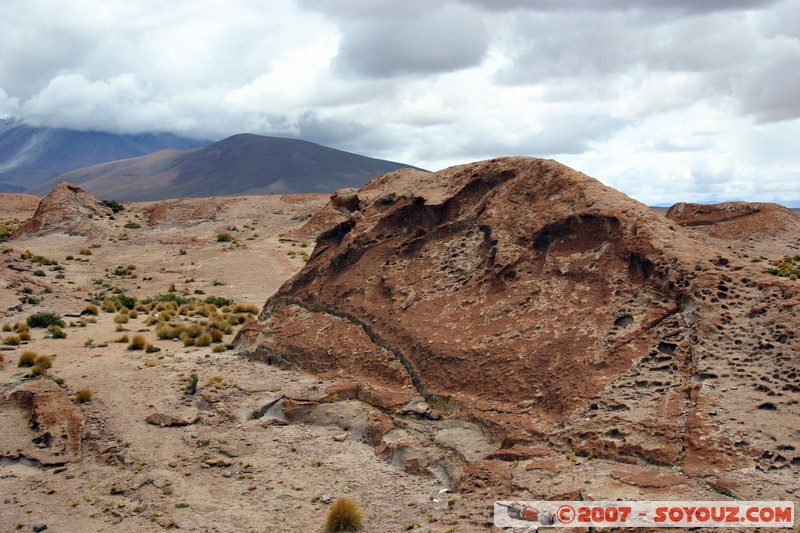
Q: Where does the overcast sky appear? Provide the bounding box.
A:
[1,0,799,206]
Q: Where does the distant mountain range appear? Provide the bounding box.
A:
[29,133,420,201]
[0,120,421,200]
[0,121,207,193]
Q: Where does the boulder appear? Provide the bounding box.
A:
[145,413,190,427]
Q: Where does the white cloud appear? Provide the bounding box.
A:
[0,0,798,205]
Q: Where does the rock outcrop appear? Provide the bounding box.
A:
[667,201,800,259]
[1,379,86,465]
[237,157,799,509]
[666,201,799,234]
[11,182,112,238]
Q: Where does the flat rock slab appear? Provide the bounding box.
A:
[611,465,688,488]
[525,458,573,471]
[145,413,190,427]
[486,445,553,461]
[306,401,370,439]
[433,422,496,464]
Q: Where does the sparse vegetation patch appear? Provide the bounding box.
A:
[27,312,65,328]
[766,254,800,280]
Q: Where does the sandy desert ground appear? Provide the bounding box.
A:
[0,193,455,532]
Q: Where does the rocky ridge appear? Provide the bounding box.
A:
[667,201,800,260]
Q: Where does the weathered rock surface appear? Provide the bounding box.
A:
[11,182,112,238]
[145,413,190,427]
[236,157,800,516]
[1,379,85,465]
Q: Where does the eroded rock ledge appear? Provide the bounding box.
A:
[1,379,85,465]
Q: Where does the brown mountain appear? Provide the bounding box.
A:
[0,122,207,192]
[236,157,799,523]
[30,133,421,201]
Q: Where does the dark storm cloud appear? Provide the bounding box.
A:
[457,0,781,14]
[739,56,800,122]
[493,10,760,85]
[0,11,98,99]
[296,111,371,146]
[301,1,490,78]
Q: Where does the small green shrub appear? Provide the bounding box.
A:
[123,222,141,229]
[33,269,45,277]
[27,312,65,328]
[102,199,124,213]
[112,266,132,276]
[205,296,233,307]
[216,233,233,242]
[186,373,199,395]
[51,328,67,339]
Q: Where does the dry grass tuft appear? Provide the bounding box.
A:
[18,351,38,367]
[324,498,364,532]
[128,334,146,350]
[75,388,93,403]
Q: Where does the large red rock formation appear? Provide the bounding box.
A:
[11,182,112,237]
[237,157,799,488]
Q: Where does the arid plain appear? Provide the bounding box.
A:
[1,159,799,532]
